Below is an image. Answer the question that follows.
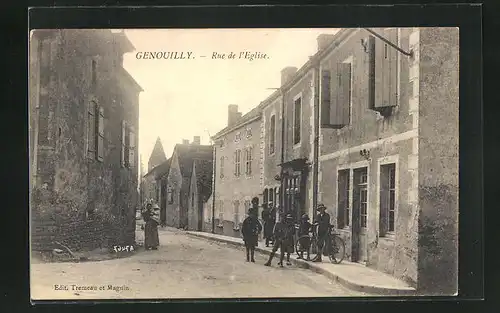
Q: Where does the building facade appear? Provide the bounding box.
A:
[29,29,142,251]
[205,28,458,294]
[205,105,263,237]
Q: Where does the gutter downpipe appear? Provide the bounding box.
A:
[312,62,320,221]
[279,88,286,216]
[211,142,216,233]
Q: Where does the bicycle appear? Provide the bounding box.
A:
[295,224,346,264]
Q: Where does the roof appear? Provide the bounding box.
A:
[174,144,213,179]
[193,158,214,202]
[212,105,263,140]
[154,158,172,180]
[148,137,167,169]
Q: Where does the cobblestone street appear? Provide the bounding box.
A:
[31,228,370,299]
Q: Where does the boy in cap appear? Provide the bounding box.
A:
[297,214,312,260]
[264,213,295,267]
[241,205,262,262]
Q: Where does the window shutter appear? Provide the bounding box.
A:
[368,36,376,110]
[87,101,96,159]
[374,29,398,109]
[97,106,104,161]
[320,70,331,126]
[331,63,351,128]
[129,125,135,168]
[120,121,126,167]
[387,28,398,107]
[379,171,389,236]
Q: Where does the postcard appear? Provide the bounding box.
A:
[29,27,459,300]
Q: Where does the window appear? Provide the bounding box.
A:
[219,156,224,178]
[87,101,96,159]
[245,147,253,175]
[360,173,368,228]
[293,97,302,145]
[380,163,396,236]
[167,187,174,204]
[269,115,276,155]
[91,58,97,90]
[121,121,136,168]
[234,149,241,177]
[191,192,195,209]
[235,132,242,142]
[320,70,331,126]
[268,188,274,208]
[246,128,252,138]
[337,169,350,229]
[218,200,224,227]
[97,106,104,162]
[233,200,240,230]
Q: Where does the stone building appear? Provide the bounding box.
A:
[29,29,143,251]
[205,105,263,236]
[142,137,167,203]
[187,158,213,231]
[205,28,458,294]
[164,137,212,229]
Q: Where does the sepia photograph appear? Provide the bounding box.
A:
[29,27,459,300]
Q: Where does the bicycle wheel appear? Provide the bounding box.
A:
[328,235,346,264]
[295,235,311,258]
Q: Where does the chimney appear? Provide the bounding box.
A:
[182,139,189,145]
[227,104,240,127]
[192,136,201,145]
[317,33,336,52]
[281,66,298,86]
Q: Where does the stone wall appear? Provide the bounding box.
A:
[417,27,459,295]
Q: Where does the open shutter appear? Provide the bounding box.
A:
[320,70,331,126]
[120,121,126,167]
[368,35,376,110]
[129,125,135,168]
[331,63,351,128]
[387,28,398,107]
[97,106,104,161]
[374,29,398,110]
[87,101,96,159]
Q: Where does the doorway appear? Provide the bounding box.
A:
[351,167,368,263]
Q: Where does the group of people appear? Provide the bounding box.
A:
[141,201,161,250]
[241,197,332,267]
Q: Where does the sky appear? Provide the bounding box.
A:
[121,28,339,174]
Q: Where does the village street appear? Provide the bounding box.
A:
[31,227,370,299]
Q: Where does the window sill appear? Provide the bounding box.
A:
[217,224,224,228]
[379,233,396,241]
[293,142,301,150]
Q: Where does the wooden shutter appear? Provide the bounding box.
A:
[320,70,332,126]
[87,101,96,158]
[375,29,398,109]
[331,63,351,127]
[368,35,376,110]
[120,121,126,167]
[129,125,135,168]
[379,167,389,236]
[97,106,104,161]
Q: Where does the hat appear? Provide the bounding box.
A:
[301,214,309,220]
[317,203,326,210]
[152,204,160,210]
[286,213,293,219]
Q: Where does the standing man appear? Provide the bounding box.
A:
[261,203,275,247]
[311,203,331,262]
[241,206,262,262]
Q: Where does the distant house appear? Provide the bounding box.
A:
[142,137,167,203]
[153,159,172,225]
[187,158,214,231]
[165,137,213,228]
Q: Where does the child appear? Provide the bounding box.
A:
[297,214,312,260]
[264,213,295,267]
[241,207,262,262]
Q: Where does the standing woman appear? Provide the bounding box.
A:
[144,203,160,250]
[241,204,262,262]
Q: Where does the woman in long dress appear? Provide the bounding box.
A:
[143,203,160,250]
